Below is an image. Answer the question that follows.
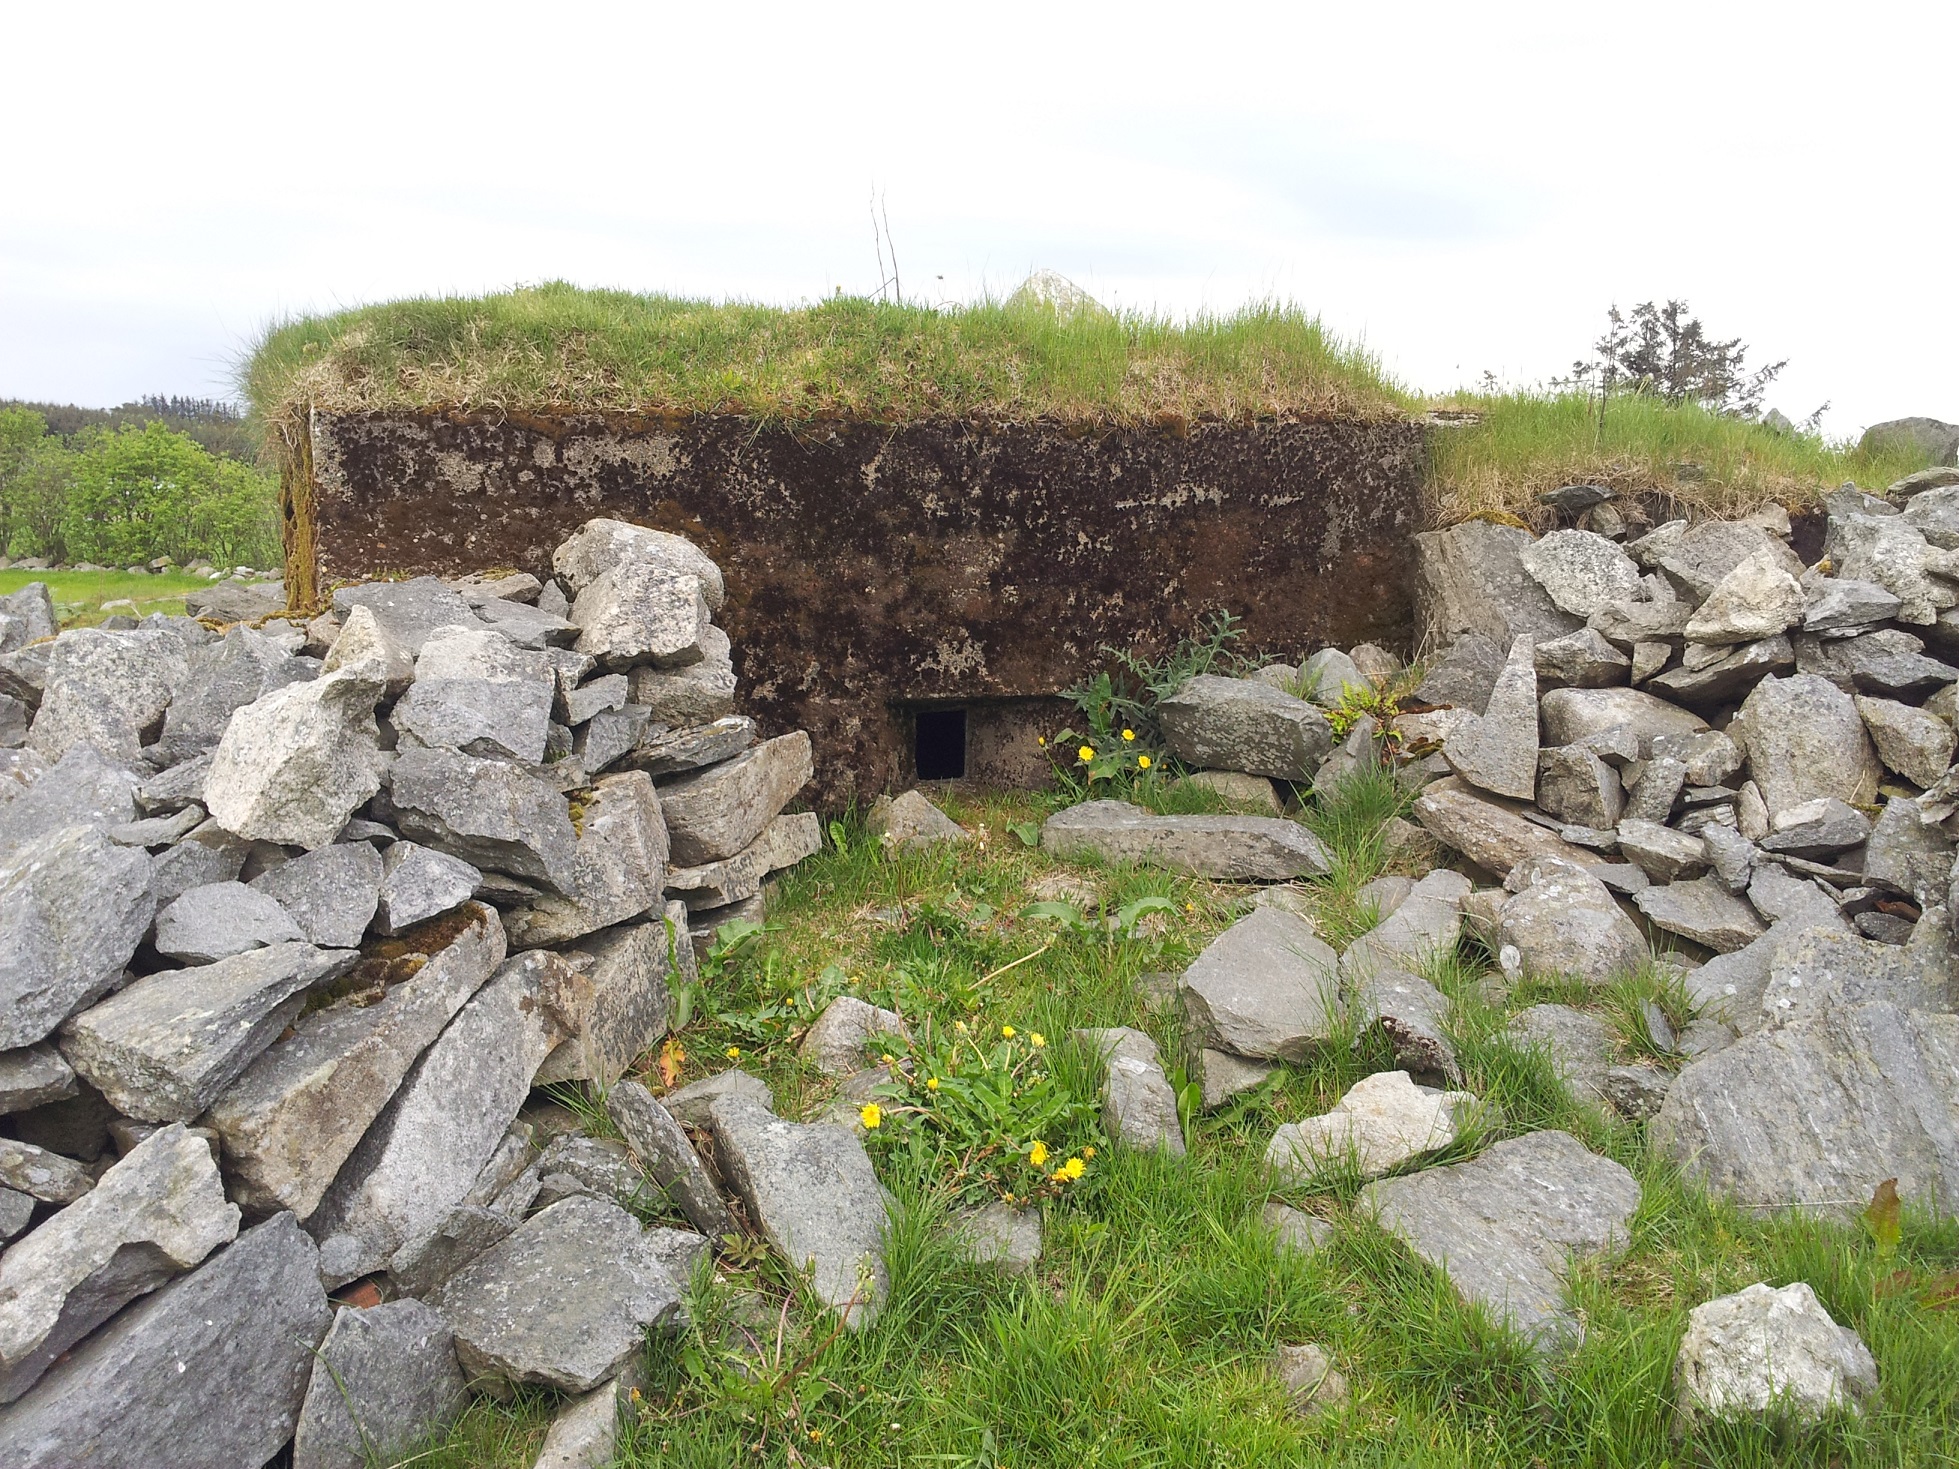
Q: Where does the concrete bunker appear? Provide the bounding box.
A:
[287,410,1428,805]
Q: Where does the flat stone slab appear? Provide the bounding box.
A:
[247,840,385,949]
[1362,1130,1640,1353]
[1157,674,1333,781]
[393,625,556,764]
[1181,906,1340,1062]
[292,1299,469,1469]
[61,942,358,1122]
[0,1214,332,1469]
[1636,876,1767,953]
[605,1078,734,1240]
[1412,777,1594,876]
[1041,799,1331,881]
[0,1044,76,1116]
[660,1068,772,1125]
[387,745,580,891]
[708,1096,887,1327]
[0,822,155,1050]
[431,1194,683,1393]
[1505,1003,1614,1101]
[0,1124,239,1404]
[205,904,505,1217]
[1267,1070,1476,1182]
[658,731,812,866]
[376,840,481,935]
[153,879,306,963]
[534,911,682,1088]
[666,810,821,910]
[1653,1000,1959,1219]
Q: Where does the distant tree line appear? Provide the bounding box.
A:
[1,395,260,461]
[0,405,281,569]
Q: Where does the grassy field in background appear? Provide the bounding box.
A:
[0,568,219,625]
[1425,392,1933,525]
[410,779,1959,1469]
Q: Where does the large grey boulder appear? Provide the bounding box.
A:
[431,1194,683,1392]
[1442,634,1538,800]
[0,824,155,1049]
[1518,529,1643,617]
[1858,415,1959,465]
[331,576,482,655]
[387,745,580,890]
[306,949,574,1284]
[1639,520,1805,604]
[1539,686,1705,753]
[1757,926,1951,1029]
[153,880,306,963]
[248,841,384,949]
[1157,675,1333,781]
[708,1096,888,1327]
[1414,520,1581,649]
[659,731,811,866]
[1674,1281,1881,1427]
[1826,511,1957,625]
[0,1214,331,1469]
[1361,1130,1641,1352]
[61,942,356,1122]
[1040,800,1331,881]
[503,770,668,947]
[204,905,505,1217]
[666,811,821,909]
[1798,626,1959,698]
[1412,777,1595,874]
[1729,674,1881,820]
[157,627,317,762]
[292,1299,468,1469]
[1682,549,1806,645]
[1498,863,1647,984]
[0,745,141,853]
[393,625,556,764]
[536,907,686,1088]
[0,1125,238,1404]
[1267,1070,1475,1182]
[1075,1027,1184,1154]
[604,1079,735,1239]
[205,669,388,850]
[569,558,710,670]
[27,628,187,763]
[1855,694,1954,788]
[1181,906,1340,1062]
[553,518,725,610]
[1653,1000,1959,1219]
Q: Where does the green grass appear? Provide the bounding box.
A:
[0,568,220,626]
[243,283,1409,430]
[405,779,1959,1469]
[1427,390,1936,524]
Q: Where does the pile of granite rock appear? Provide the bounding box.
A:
[0,520,844,1467]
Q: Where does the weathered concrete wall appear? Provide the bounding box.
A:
[298,411,1428,805]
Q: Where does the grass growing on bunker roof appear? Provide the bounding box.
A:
[242,283,1411,428]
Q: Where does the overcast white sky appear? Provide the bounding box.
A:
[4,1,1953,439]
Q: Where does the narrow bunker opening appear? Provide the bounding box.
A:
[913,708,968,781]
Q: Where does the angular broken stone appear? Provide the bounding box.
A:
[153,880,307,963]
[868,789,969,850]
[666,811,821,909]
[800,995,908,1077]
[659,731,811,867]
[204,905,505,1218]
[430,1193,684,1393]
[158,627,319,764]
[247,841,384,949]
[1636,876,1767,953]
[1863,797,1953,905]
[1361,1130,1641,1352]
[502,770,668,947]
[387,744,580,890]
[27,628,187,763]
[1825,512,1954,625]
[1536,745,1623,828]
[950,1202,1042,1273]
[0,823,155,1049]
[1702,825,1757,894]
[709,1096,888,1327]
[0,1214,332,1469]
[1758,797,1871,859]
[553,518,726,608]
[0,1138,94,1205]
[1532,627,1632,689]
[1642,520,1804,604]
[557,671,629,727]
[1804,574,1903,634]
[1187,1044,1276,1109]
[1040,799,1331,881]
[205,669,388,850]
[626,714,756,779]
[375,840,480,935]
[306,949,574,1284]
[627,622,737,724]
[1540,687,1705,754]
[0,1045,76,1116]
[660,1067,772,1126]
[1674,1281,1881,1428]
[1497,864,1647,984]
[1682,548,1806,645]
[1267,1070,1474,1182]
[1505,1003,1614,1100]
[321,602,416,694]
[1412,631,1505,713]
[0,1124,239,1404]
[1798,627,1959,699]
[1654,1000,1959,1219]
[331,577,482,655]
[291,1299,469,1469]
[1647,635,1795,709]
[1621,756,1687,824]
[468,595,576,650]
[1264,1200,1336,1255]
[1602,1064,1672,1121]
[61,942,356,1123]
[0,745,141,852]
[570,558,710,670]
[395,626,556,766]
[1075,1027,1185,1153]
[1442,634,1538,801]
[1411,777,1595,874]
[605,1079,734,1239]
[1519,528,1645,618]
[1156,675,1334,782]
[1757,926,1951,1030]
[1855,694,1955,789]
[1415,521,1581,649]
[1181,906,1340,1061]
[1616,818,1709,883]
[1299,647,1366,708]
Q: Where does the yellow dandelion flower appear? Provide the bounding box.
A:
[1083,1145,1097,1160]
[808,1427,823,1442]
[1060,1156,1086,1180]
[724,1046,741,1060]
[880,1053,895,1064]
[1028,1140,1050,1167]
[1037,735,1047,747]
[859,1103,882,1130]
[1029,1032,1046,1048]
[926,1076,939,1091]
[1122,728,1136,742]
[1001,1025,1016,1038]
[1078,745,1095,762]
[1137,755,1152,770]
